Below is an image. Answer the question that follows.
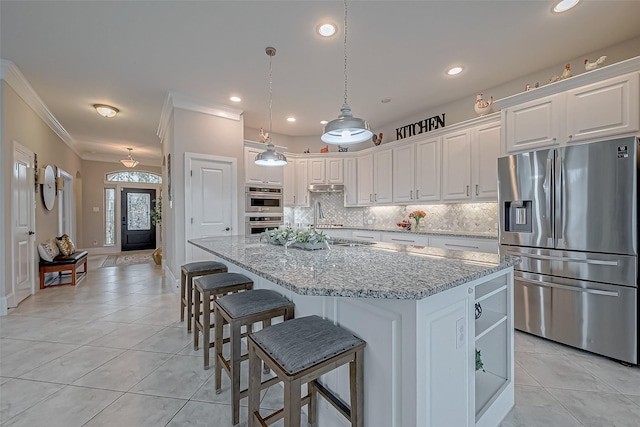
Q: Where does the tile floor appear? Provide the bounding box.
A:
[1,256,639,426]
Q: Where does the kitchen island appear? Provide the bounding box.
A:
[189,236,519,427]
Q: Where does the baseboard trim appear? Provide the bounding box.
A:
[0,295,10,316]
[79,247,120,256]
[165,265,179,288]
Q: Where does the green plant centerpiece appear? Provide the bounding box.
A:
[261,227,330,250]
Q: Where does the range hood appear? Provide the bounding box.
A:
[308,184,344,193]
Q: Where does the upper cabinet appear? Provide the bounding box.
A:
[356,154,374,206]
[442,121,501,202]
[344,157,358,207]
[566,73,639,144]
[415,137,441,202]
[502,71,640,154]
[283,161,296,206]
[392,144,416,204]
[356,150,392,205]
[244,146,284,186]
[308,158,344,185]
[293,158,309,207]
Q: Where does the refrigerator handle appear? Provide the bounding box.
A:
[554,150,564,247]
[545,155,554,246]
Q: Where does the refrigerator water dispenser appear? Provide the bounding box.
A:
[504,201,532,232]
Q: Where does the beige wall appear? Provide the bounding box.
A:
[2,81,83,303]
[164,107,244,280]
[80,159,161,250]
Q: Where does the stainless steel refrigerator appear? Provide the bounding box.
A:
[498,136,639,364]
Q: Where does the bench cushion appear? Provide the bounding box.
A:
[217,289,293,319]
[182,261,227,275]
[249,315,365,375]
[194,272,252,292]
[40,250,88,266]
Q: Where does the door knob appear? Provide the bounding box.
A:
[28,231,35,235]
[225,227,230,231]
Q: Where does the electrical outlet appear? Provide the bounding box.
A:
[367,219,373,225]
[93,240,97,245]
[456,317,465,349]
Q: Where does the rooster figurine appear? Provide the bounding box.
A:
[584,56,607,71]
[372,132,383,146]
[550,63,572,83]
[259,128,270,143]
[474,94,493,116]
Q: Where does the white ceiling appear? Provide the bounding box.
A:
[2,1,640,165]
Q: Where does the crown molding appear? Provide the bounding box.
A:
[0,59,80,156]
[157,90,244,141]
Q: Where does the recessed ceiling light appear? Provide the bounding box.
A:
[229,96,241,102]
[447,66,464,76]
[93,104,119,118]
[287,117,296,122]
[553,0,580,13]
[317,23,337,37]
[320,120,328,125]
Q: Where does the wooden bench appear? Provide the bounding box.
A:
[39,250,89,289]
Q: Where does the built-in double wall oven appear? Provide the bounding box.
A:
[245,186,283,236]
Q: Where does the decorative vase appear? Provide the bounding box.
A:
[414,218,421,230]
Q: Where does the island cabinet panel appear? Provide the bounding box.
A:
[566,72,639,143]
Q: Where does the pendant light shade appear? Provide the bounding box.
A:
[321,0,372,145]
[120,148,139,168]
[255,47,287,167]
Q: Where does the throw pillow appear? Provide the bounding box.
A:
[38,239,60,262]
[55,234,76,256]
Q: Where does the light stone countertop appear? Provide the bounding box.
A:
[189,236,519,300]
[335,226,498,239]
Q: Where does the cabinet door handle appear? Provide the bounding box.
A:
[410,190,413,199]
[293,195,296,204]
[475,184,479,196]
[445,243,479,249]
[391,238,415,243]
[416,189,419,199]
[466,185,470,196]
[374,193,377,202]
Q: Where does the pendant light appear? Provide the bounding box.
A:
[255,47,287,167]
[120,148,139,168]
[321,0,372,145]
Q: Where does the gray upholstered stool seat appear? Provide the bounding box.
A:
[214,289,295,425]
[193,272,253,370]
[180,261,227,333]
[247,315,366,427]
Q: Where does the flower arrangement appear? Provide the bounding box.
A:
[408,210,426,229]
[261,227,330,250]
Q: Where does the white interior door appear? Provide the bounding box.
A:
[11,142,35,307]
[185,153,237,262]
[57,168,74,240]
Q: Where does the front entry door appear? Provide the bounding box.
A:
[121,188,156,251]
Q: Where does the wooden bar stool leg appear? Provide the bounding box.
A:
[284,378,302,427]
[180,272,186,322]
[308,380,317,425]
[203,290,212,370]
[214,305,224,394]
[193,288,201,350]
[230,320,242,425]
[247,342,262,427]
[186,274,194,333]
[350,349,365,427]
[261,319,271,375]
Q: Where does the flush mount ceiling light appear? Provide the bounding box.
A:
[321,0,372,145]
[93,104,119,118]
[229,96,241,102]
[317,23,337,37]
[120,148,139,168]
[320,120,328,125]
[447,66,464,76]
[287,117,296,122]
[553,0,580,13]
[255,47,287,167]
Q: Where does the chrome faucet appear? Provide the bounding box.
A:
[313,200,325,230]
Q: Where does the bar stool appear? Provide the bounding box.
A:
[180,261,227,333]
[193,272,253,369]
[247,315,366,427]
[214,289,295,426]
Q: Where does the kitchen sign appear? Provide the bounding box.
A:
[396,113,445,140]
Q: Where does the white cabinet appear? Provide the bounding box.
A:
[356,154,374,206]
[502,95,564,154]
[429,236,498,254]
[380,232,430,246]
[308,158,326,184]
[293,159,309,207]
[244,146,284,186]
[308,158,344,185]
[442,123,500,202]
[392,144,416,204]
[351,230,381,242]
[373,150,393,204]
[415,136,441,202]
[566,72,639,143]
[283,160,295,206]
[322,228,352,239]
[442,130,472,201]
[471,121,501,200]
[343,157,358,207]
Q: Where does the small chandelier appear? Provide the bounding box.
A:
[255,47,287,167]
[321,0,372,145]
[120,148,139,168]
[94,104,119,118]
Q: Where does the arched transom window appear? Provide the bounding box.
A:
[106,171,162,184]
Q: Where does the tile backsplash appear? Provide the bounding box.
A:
[284,193,498,233]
